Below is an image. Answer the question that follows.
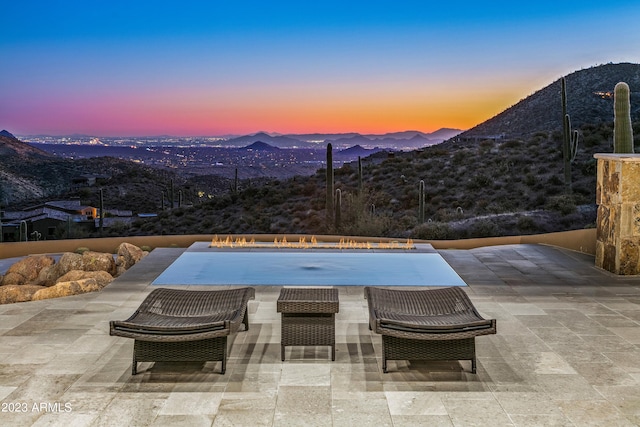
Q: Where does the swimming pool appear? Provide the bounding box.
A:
[151,242,467,287]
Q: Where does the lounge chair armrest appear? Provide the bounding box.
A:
[376,317,495,334]
[110,319,228,335]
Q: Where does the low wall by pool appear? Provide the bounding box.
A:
[151,242,467,287]
[0,229,597,260]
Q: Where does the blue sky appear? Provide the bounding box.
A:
[1,1,639,136]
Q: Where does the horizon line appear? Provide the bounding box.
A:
[9,127,465,139]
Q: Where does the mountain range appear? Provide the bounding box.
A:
[0,130,52,158]
[220,129,461,150]
[460,62,640,140]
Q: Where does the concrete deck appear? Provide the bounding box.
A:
[0,244,639,426]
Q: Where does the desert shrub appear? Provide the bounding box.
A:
[546,195,577,215]
[516,216,539,233]
[467,219,501,238]
[452,150,468,165]
[560,212,584,228]
[339,190,392,237]
[500,139,523,149]
[533,131,548,139]
[583,133,604,148]
[411,222,454,240]
[479,140,494,155]
[466,174,492,190]
[302,182,318,196]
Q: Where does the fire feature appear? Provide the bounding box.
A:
[210,235,415,250]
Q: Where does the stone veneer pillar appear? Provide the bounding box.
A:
[595,153,640,274]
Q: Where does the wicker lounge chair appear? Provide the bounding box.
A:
[110,287,255,375]
[364,286,496,373]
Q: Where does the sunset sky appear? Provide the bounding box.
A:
[1,1,639,137]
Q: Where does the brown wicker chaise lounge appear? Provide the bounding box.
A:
[110,287,255,375]
[364,286,496,373]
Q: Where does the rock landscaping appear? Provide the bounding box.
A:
[0,242,148,304]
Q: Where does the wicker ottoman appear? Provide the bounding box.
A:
[277,288,339,361]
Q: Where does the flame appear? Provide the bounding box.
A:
[211,235,414,250]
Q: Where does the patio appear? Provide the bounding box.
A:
[0,243,639,426]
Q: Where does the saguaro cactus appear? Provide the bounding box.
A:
[357,156,363,193]
[561,77,579,191]
[614,82,634,153]
[334,189,342,231]
[418,180,425,223]
[326,143,334,222]
[169,179,175,209]
[234,168,239,193]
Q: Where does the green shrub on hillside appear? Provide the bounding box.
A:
[411,222,454,240]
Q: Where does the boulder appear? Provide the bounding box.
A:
[2,271,28,286]
[55,252,84,277]
[5,255,55,283]
[36,265,60,287]
[56,270,114,289]
[81,251,116,275]
[0,284,47,304]
[116,265,127,278]
[116,242,147,270]
[32,278,100,301]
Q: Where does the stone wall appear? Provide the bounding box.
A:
[595,153,640,274]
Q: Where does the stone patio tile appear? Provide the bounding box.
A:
[55,390,117,415]
[212,391,277,426]
[279,363,331,386]
[572,362,637,386]
[442,396,513,426]
[499,303,547,316]
[391,415,454,426]
[330,397,393,427]
[609,326,640,343]
[493,391,564,416]
[150,415,214,427]
[384,391,447,415]
[594,385,640,415]
[604,351,640,373]
[513,314,563,328]
[588,314,639,328]
[31,413,98,427]
[275,385,331,414]
[557,399,637,426]
[535,374,603,400]
[91,396,166,426]
[225,369,281,393]
[159,391,223,415]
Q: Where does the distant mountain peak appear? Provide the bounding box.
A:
[252,131,271,137]
[242,141,280,151]
[0,129,15,138]
[337,144,384,156]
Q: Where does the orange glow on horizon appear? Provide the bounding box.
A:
[9,79,522,136]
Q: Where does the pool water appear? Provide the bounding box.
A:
[152,243,466,287]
